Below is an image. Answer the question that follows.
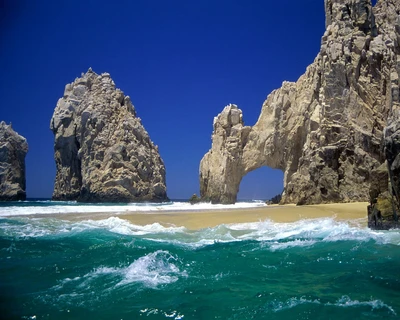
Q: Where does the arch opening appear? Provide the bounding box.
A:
[237,166,284,202]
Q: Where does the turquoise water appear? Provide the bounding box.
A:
[0,202,400,319]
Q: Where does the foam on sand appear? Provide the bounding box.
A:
[0,200,266,217]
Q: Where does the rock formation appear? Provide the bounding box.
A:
[382,119,400,225]
[0,122,28,201]
[50,69,167,202]
[368,116,400,229]
[200,0,400,205]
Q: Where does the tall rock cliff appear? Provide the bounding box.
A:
[50,69,167,202]
[0,122,28,201]
[200,0,400,205]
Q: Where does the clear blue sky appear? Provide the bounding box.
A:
[0,0,325,200]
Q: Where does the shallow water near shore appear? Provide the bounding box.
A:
[0,199,266,217]
[0,201,399,319]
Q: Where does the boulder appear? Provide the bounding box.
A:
[0,122,28,201]
[50,69,168,202]
[189,193,202,205]
[266,193,282,205]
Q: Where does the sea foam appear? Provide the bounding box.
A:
[1,216,399,248]
[0,200,266,216]
[228,218,395,245]
[330,295,397,315]
[116,250,185,287]
[54,250,185,291]
[269,295,396,315]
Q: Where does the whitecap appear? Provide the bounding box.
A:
[116,250,186,287]
[269,296,321,312]
[53,250,185,291]
[268,239,317,251]
[269,295,396,315]
[0,217,186,238]
[81,217,186,236]
[0,219,72,238]
[226,218,400,246]
[2,216,399,247]
[140,308,184,319]
[328,295,396,315]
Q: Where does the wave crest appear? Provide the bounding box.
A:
[269,295,396,315]
[2,217,399,248]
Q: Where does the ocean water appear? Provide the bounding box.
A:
[0,201,399,319]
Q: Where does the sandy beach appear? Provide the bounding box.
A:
[40,202,369,230]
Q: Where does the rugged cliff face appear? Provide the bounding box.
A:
[368,115,400,228]
[200,105,251,204]
[200,0,400,205]
[384,120,400,216]
[0,122,28,201]
[50,69,167,202]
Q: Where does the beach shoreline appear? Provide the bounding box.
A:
[20,202,369,230]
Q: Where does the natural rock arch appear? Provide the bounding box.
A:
[200,103,294,204]
[200,0,400,205]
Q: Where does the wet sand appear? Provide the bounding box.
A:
[41,202,369,230]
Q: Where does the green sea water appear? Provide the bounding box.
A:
[0,204,400,319]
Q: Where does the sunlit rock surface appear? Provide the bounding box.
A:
[51,69,167,202]
[0,122,28,201]
[200,0,400,205]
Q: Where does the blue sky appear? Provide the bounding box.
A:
[0,0,325,200]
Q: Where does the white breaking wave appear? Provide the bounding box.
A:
[140,308,184,319]
[1,216,399,247]
[269,296,321,312]
[329,295,397,315]
[0,200,266,216]
[84,217,400,247]
[53,250,185,290]
[82,217,186,236]
[0,217,186,238]
[227,218,399,245]
[116,250,186,287]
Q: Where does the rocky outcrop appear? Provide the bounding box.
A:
[382,120,400,225]
[200,0,400,205]
[368,119,400,229]
[50,69,167,202]
[0,122,28,201]
[200,105,251,204]
[189,194,201,205]
[266,193,282,205]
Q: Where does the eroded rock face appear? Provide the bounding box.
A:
[369,118,400,229]
[200,105,251,204]
[50,69,167,202]
[0,122,28,201]
[200,0,400,205]
[385,121,400,212]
